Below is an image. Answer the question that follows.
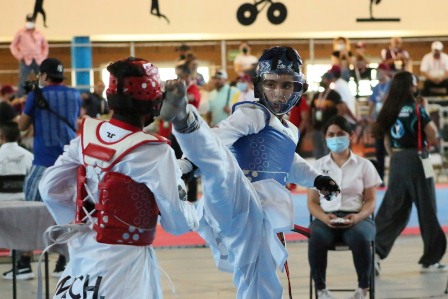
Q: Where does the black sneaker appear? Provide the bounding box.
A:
[52,255,66,278]
[2,266,35,280]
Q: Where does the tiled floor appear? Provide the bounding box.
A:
[1,235,448,298]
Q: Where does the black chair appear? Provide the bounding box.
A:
[309,214,375,299]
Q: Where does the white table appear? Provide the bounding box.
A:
[0,200,55,299]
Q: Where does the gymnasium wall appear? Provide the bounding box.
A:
[0,0,446,86]
[0,38,442,87]
[0,0,446,41]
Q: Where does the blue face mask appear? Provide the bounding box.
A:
[236,82,248,92]
[326,136,350,153]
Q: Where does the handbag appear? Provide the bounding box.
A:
[416,103,434,178]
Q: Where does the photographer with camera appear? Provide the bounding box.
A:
[2,58,82,281]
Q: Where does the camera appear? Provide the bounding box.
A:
[23,80,49,109]
[23,80,38,95]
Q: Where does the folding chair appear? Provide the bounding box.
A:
[309,214,375,299]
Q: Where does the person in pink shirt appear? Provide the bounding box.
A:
[10,14,48,98]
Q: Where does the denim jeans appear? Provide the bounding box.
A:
[308,212,375,290]
[16,59,40,98]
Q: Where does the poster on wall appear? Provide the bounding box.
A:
[236,1,288,26]
[356,0,400,22]
[150,0,169,23]
[32,0,47,27]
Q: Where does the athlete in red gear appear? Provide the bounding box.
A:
[39,57,198,299]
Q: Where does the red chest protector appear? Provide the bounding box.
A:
[76,118,169,246]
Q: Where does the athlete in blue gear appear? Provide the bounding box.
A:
[161,46,339,299]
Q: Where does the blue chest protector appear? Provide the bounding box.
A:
[229,102,297,186]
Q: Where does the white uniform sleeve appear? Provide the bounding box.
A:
[212,106,267,147]
[287,153,321,188]
[39,137,81,225]
[362,158,383,188]
[121,144,198,235]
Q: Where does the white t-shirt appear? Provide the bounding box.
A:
[333,78,356,124]
[420,52,448,79]
[313,152,382,212]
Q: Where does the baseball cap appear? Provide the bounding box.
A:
[377,63,391,71]
[213,69,228,80]
[328,65,341,76]
[0,85,15,95]
[39,58,65,79]
[432,41,443,51]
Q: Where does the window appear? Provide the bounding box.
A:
[305,63,380,97]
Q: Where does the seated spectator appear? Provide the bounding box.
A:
[0,121,35,280]
[0,121,33,201]
[1,85,33,149]
[381,37,410,73]
[233,41,258,76]
[331,37,353,81]
[81,80,110,118]
[420,41,448,96]
[0,85,19,123]
[351,42,373,95]
[184,53,206,87]
[0,85,15,103]
[233,74,256,104]
[308,115,381,299]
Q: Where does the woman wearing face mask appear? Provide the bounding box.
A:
[233,74,256,104]
[372,71,447,275]
[308,115,382,299]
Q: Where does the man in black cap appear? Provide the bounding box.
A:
[19,57,81,213]
[2,58,82,280]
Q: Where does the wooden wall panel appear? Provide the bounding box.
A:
[0,38,442,89]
